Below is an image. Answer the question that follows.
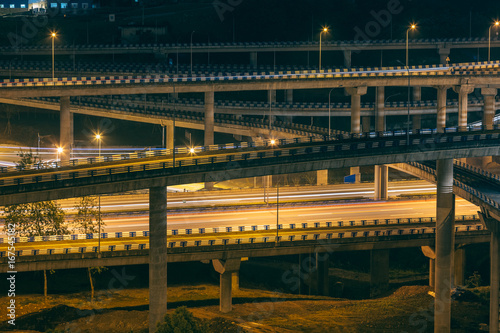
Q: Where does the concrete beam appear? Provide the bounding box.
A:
[454,84,475,131]
[149,186,168,332]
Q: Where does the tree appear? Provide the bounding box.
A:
[73,196,106,302]
[16,149,43,170]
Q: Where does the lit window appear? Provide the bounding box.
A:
[71,3,77,8]
[50,3,57,8]
[0,5,4,8]
[20,4,25,8]
[10,4,14,8]
[61,3,67,8]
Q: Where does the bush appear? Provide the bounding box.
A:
[156,307,204,333]
[465,271,482,288]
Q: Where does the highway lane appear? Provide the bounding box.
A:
[98,197,478,233]
[55,180,437,212]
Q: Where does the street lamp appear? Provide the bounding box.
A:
[190,30,196,76]
[406,24,416,67]
[56,147,63,162]
[488,21,500,61]
[319,26,329,71]
[328,88,334,137]
[50,32,57,82]
[95,133,102,158]
[94,133,102,253]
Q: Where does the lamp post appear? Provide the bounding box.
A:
[319,27,328,71]
[95,134,101,158]
[190,30,195,76]
[488,21,500,61]
[56,147,63,163]
[406,24,416,67]
[51,32,56,82]
[328,88,334,137]
[95,133,102,253]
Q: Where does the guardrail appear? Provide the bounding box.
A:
[0,214,479,244]
[0,223,485,257]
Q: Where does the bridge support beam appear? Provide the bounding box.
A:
[59,96,73,163]
[213,258,241,313]
[436,86,449,132]
[454,84,474,131]
[317,169,328,186]
[204,91,215,190]
[374,165,388,200]
[311,253,330,296]
[362,116,371,133]
[285,89,294,104]
[482,88,497,131]
[250,52,258,68]
[438,47,450,64]
[412,86,422,130]
[370,249,389,297]
[346,86,367,135]
[479,211,500,333]
[343,50,352,68]
[434,158,455,332]
[454,246,466,286]
[166,121,174,150]
[375,86,385,133]
[421,246,436,289]
[268,89,276,123]
[149,186,168,332]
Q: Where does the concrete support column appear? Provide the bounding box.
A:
[250,52,257,68]
[362,116,371,133]
[374,165,388,200]
[232,272,239,291]
[343,50,352,68]
[434,159,455,333]
[349,166,361,183]
[421,246,436,289]
[310,253,330,296]
[481,88,497,130]
[285,89,294,104]
[268,89,276,124]
[346,86,368,134]
[213,258,241,313]
[149,186,168,332]
[453,84,474,131]
[438,47,450,64]
[412,86,422,101]
[412,115,422,131]
[370,249,390,297]
[375,86,385,132]
[317,169,328,186]
[204,91,215,146]
[436,86,449,132]
[166,121,174,150]
[454,247,466,286]
[59,96,73,163]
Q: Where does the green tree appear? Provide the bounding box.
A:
[16,149,43,170]
[156,307,204,333]
[73,196,106,302]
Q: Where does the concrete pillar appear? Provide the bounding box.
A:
[346,87,367,134]
[412,115,422,131]
[166,121,174,150]
[59,96,73,163]
[479,212,500,333]
[149,186,168,332]
[285,89,294,104]
[350,166,361,184]
[370,249,390,297]
[232,272,239,291]
[453,84,474,131]
[482,88,497,130]
[421,246,436,289]
[250,52,258,68]
[375,86,385,132]
[343,50,352,68]
[362,116,371,133]
[213,258,241,313]
[454,247,466,286]
[169,92,178,100]
[310,253,330,296]
[204,91,215,146]
[434,159,455,333]
[317,169,328,186]
[268,89,276,124]
[374,165,388,200]
[436,86,449,132]
[413,86,422,101]
[438,47,450,64]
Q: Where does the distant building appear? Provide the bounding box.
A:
[0,0,29,9]
[46,0,97,11]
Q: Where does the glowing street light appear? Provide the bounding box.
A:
[189,147,195,154]
[56,147,63,162]
[489,21,500,61]
[319,26,329,71]
[406,24,416,67]
[50,32,57,82]
[270,139,276,145]
[95,133,102,158]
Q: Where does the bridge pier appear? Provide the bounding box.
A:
[374,165,388,201]
[479,211,500,333]
[362,116,371,133]
[204,91,215,190]
[421,246,436,289]
[213,258,241,313]
[317,169,328,185]
[346,86,367,183]
[375,86,385,133]
[454,84,474,131]
[482,88,497,130]
[59,96,73,163]
[438,47,450,64]
[370,249,389,297]
[149,186,168,332]
[310,253,330,296]
[343,50,352,68]
[435,158,455,332]
[454,246,466,286]
[250,52,258,68]
[436,86,449,132]
[412,87,422,130]
[268,89,276,123]
[285,89,293,104]
[166,121,174,150]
